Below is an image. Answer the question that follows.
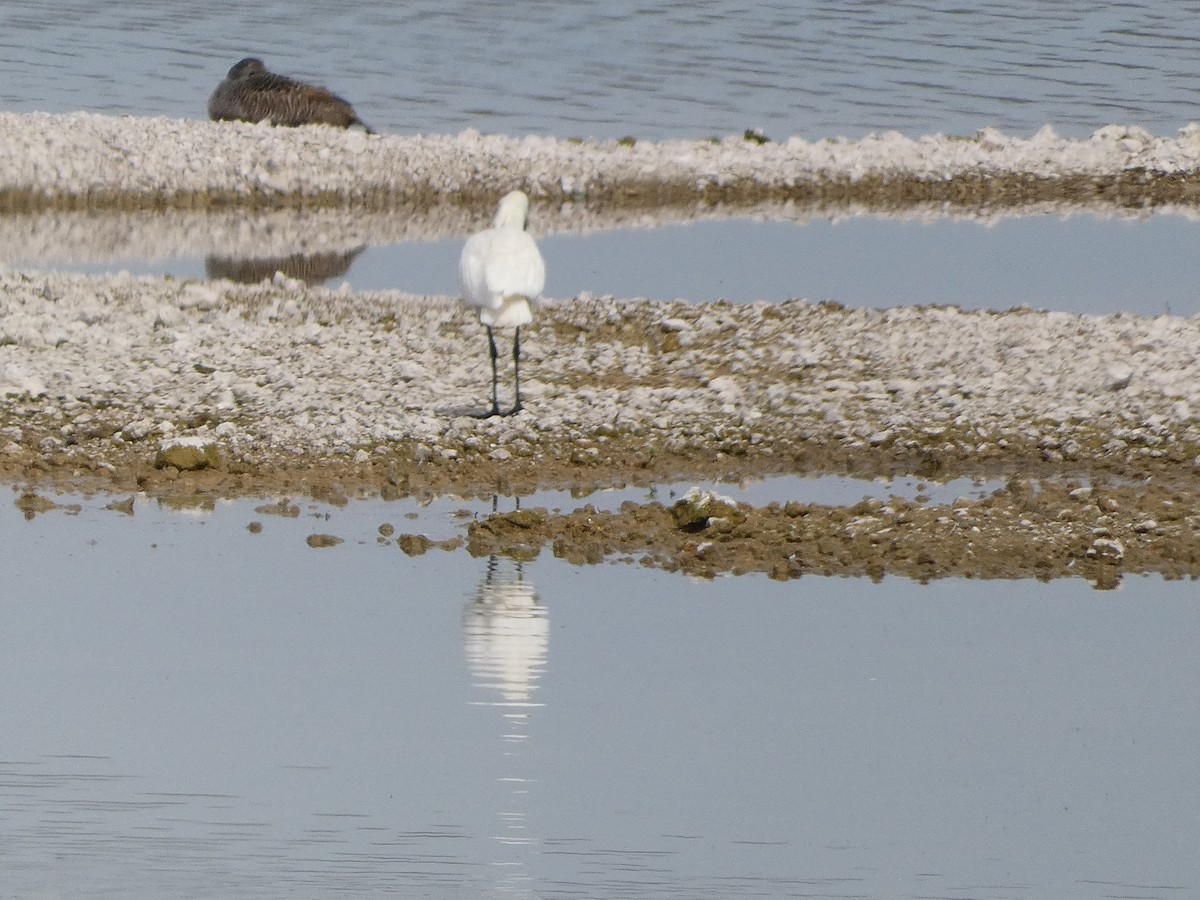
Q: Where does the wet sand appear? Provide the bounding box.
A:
[3,113,1200,584]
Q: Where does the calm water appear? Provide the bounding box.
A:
[2,1,1200,140]
[12,211,1200,315]
[3,7,1198,895]
[1,494,1197,899]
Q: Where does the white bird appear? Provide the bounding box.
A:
[459,190,546,417]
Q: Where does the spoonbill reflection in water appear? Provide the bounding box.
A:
[459,191,546,417]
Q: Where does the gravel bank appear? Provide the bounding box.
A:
[6,112,1200,211]
[2,266,1198,494]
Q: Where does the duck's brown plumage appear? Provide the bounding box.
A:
[208,57,373,133]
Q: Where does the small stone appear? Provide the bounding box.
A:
[121,419,155,441]
[154,437,219,471]
[671,487,745,532]
[15,492,58,518]
[306,533,343,548]
[1105,364,1134,391]
[1087,537,1124,561]
[255,499,299,517]
[570,446,600,465]
[498,508,548,529]
[396,533,433,556]
[105,496,135,515]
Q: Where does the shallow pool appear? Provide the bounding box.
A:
[7,209,1200,317]
[1,492,1195,898]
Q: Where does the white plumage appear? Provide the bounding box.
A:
[459,190,546,417]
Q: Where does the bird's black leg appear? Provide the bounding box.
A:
[488,326,502,416]
[508,325,523,416]
[473,326,502,418]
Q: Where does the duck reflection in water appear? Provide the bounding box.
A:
[208,57,374,133]
[205,245,365,286]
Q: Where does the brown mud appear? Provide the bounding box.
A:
[7,425,1200,588]
[454,479,1200,590]
[4,169,1200,217]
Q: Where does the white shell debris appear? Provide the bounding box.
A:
[1,267,1200,467]
[6,112,1200,203]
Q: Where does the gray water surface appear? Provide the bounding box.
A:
[3,1,1200,140]
[1,494,1196,899]
[11,211,1200,315]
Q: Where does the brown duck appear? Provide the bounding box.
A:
[208,57,374,132]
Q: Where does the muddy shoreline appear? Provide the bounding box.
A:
[13,455,1200,588]
[460,479,1200,590]
[3,271,1199,587]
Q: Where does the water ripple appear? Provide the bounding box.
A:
[2,1,1200,139]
